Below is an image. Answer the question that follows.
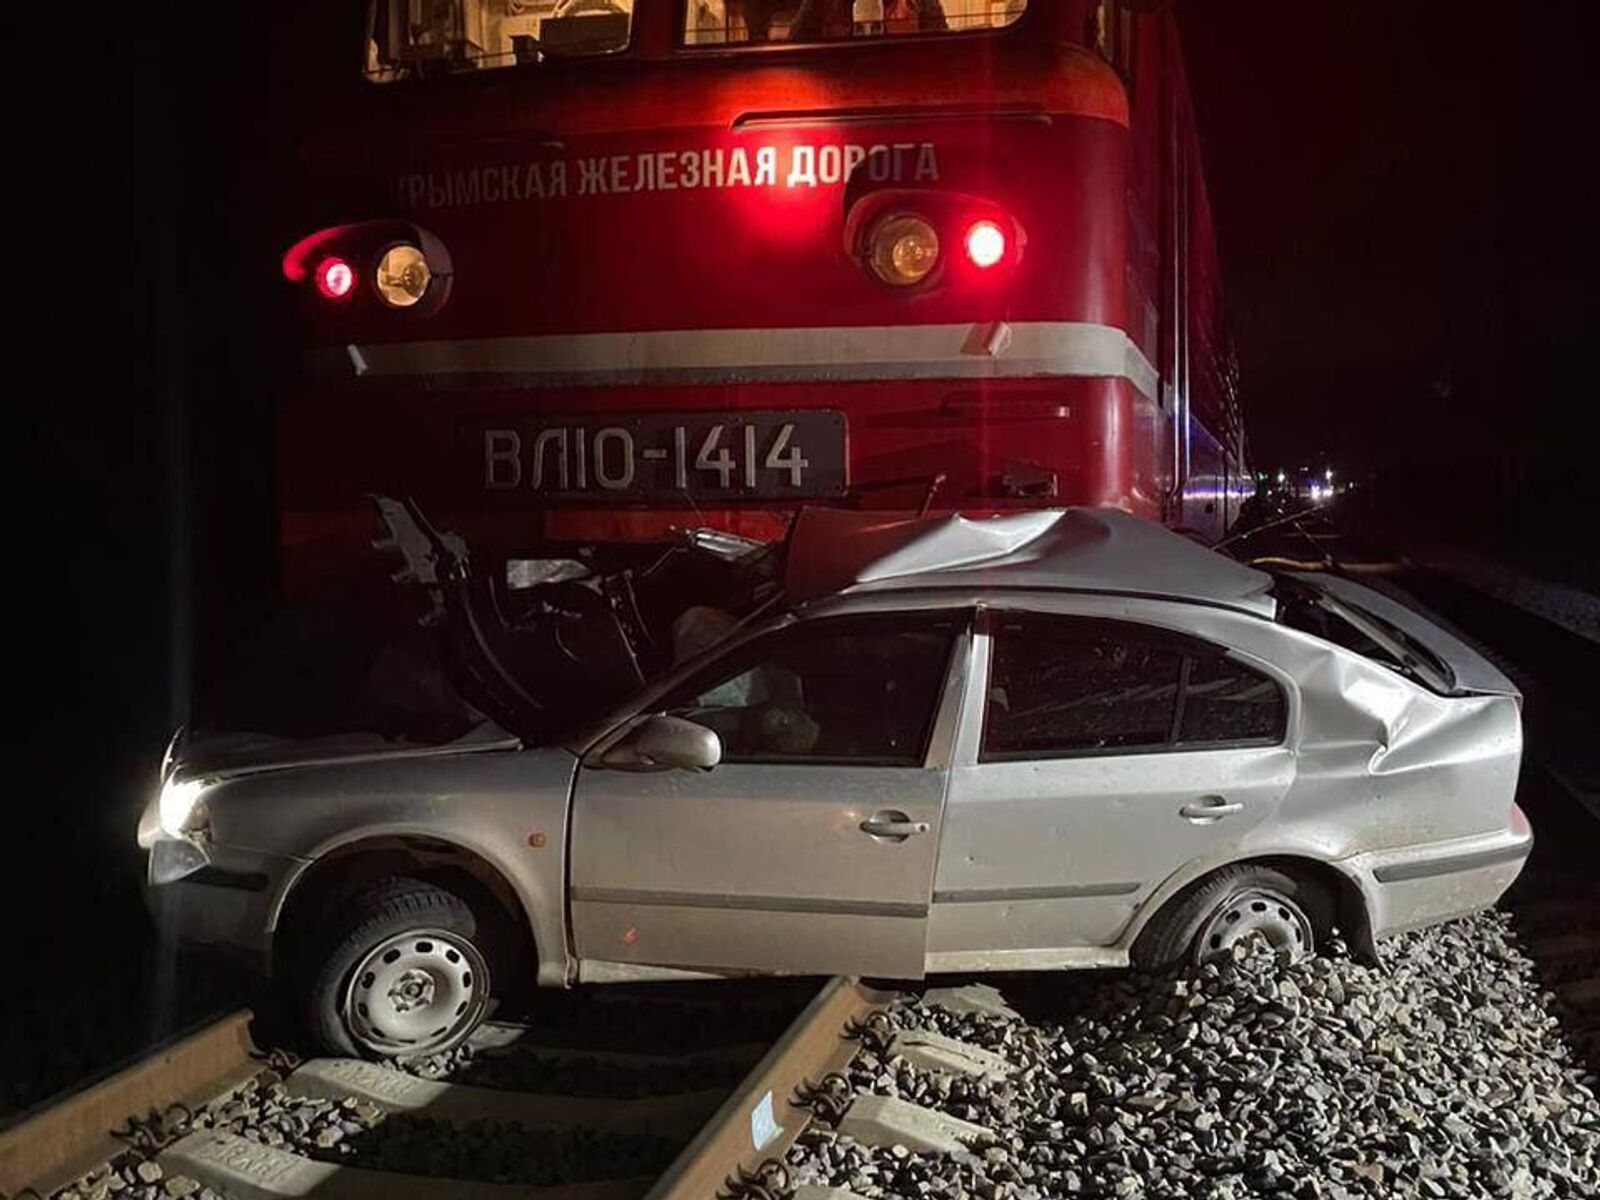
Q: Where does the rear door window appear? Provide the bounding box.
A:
[982,613,1285,761]
[1177,654,1287,746]
[983,616,1183,759]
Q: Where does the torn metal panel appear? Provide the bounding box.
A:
[371,494,648,737]
[371,495,783,741]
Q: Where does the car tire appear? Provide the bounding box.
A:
[1132,864,1333,970]
[301,876,494,1060]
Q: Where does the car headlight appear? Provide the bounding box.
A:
[866,214,940,287]
[375,244,432,308]
[158,776,210,839]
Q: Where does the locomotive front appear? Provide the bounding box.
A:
[278,0,1178,593]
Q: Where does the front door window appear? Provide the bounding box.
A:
[661,612,960,766]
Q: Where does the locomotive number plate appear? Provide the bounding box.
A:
[474,410,847,501]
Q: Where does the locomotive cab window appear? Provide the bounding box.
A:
[366,0,633,81]
[684,0,1024,47]
[1088,0,1137,82]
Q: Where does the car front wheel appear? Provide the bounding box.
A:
[1133,864,1332,970]
[302,877,493,1059]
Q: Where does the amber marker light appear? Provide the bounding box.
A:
[867,214,940,287]
[375,244,432,308]
[315,257,355,299]
[965,220,1007,269]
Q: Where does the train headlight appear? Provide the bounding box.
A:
[866,214,940,287]
[158,777,210,839]
[375,244,432,308]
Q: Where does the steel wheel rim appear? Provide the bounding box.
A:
[343,927,489,1057]
[1194,888,1315,964]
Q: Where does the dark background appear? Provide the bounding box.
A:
[1182,2,1594,567]
[9,1,1596,1114]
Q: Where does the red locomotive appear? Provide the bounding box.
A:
[278,0,1247,592]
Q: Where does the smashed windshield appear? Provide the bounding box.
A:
[1273,575,1456,695]
[684,0,1024,46]
[365,0,632,82]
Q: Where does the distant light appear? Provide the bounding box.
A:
[964,220,1007,269]
[1325,468,1334,482]
[1276,471,1286,484]
[316,257,355,299]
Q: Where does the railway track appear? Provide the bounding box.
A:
[0,977,902,1200]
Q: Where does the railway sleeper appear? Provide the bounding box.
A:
[285,1058,725,1138]
[158,1128,648,1200]
[467,1022,767,1070]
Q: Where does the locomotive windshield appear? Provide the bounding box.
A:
[365,0,635,81]
[685,0,1024,44]
[363,0,1025,74]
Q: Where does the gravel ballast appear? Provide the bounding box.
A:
[789,912,1599,1199]
[47,1068,676,1199]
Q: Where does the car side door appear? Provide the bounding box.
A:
[929,608,1296,968]
[569,608,971,979]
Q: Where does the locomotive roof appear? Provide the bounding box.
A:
[783,506,1278,618]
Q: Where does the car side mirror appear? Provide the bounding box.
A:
[602,714,722,773]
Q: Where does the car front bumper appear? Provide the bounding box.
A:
[144,837,305,975]
[1344,804,1534,939]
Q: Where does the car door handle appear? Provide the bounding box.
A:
[860,812,930,840]
[1179,798,1245,821]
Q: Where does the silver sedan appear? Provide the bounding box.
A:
[140,507,1531,1058]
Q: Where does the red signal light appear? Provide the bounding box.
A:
[315,257,355,299]
[964,220,1007,269]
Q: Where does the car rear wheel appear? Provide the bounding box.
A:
[301,877,494,1059]
[1133,864,1332,970]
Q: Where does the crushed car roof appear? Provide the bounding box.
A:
[784,507,1279,617]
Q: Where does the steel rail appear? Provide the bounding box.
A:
[649,976,899,1200]
[0,1010,261,1197]
[0,978,897,1200]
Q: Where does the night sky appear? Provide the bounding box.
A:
[1181,1,1594,482]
